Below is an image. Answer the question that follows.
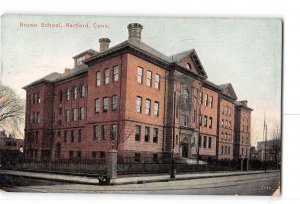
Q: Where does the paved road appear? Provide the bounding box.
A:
[0,172,280,195]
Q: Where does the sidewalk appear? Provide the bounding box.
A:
[0,169,279,186]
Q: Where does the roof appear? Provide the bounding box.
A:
[218,83,231,90]
[72,49,99,59]
[86,39,170,65]
[167,49,194,63]
[23,64,88,89]
[235,100,253,111]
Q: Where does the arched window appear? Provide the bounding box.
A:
[182,89,189,104]
[186,63,192,70]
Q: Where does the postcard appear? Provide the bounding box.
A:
[0,15,282,195]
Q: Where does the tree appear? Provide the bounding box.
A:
[0,84,25,138]
[269,125,281,169]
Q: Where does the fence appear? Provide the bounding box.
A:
[0,152,280,176]
[1,158,107,176]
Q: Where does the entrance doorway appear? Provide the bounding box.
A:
[182,143,189,158]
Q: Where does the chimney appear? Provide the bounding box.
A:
[64,68,71,73]
[127,23,143,41]
[99,38,111,52]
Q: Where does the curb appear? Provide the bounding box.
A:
[0,170,279,186]
[109,170,279,185]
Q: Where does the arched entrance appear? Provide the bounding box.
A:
[182,137,189,158]
[55,143,61,160]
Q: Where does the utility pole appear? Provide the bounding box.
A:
[170,91,176,179]
[264,112,267,173]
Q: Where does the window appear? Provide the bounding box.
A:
[225,106,228,116]
[100,151,106,159]
[146,70,152,87]
[229,108,231,117]
[71,130,74,142]
[242,125,244,132]
[221,146,224,154]
[135,153,141,162]
[95,98,100,113]
[145,99,151,115]
[229,121,231,128]
[92,151,97,159]
[112,95,118,111]
[135,125,141,141]
[183,115,189,127]
[93,125,98,141]
[37,92,41,103]
[222,105,225,115]
[209,96,213,108]
[182,89,189,104]
[153,154,158,162]
[228,134,231,142]
[78,129,82,142]
[186,63,192,70]
[105,69,110,84]
[80,107,85,120]
[59,107,62,115]
[176,135,179,145]
[153,128,158,143]
[66,110,70,121]
[103,97,108,112]
[64,130,67,142]
[77,151,81,158]
[74,87,78,99]
[242,148,244,156]
[81,85,86,97]
[199,115,202,126]
[225,133,227,141]
[154,101,159,117]
[101,125,106,140]
[33,93,36,104]
[221,119,224,127]
[204,115,208,127]
[155,74,160,89]
[69,151,74,159]
[204,94,208,106]
[208,137,212,149]
[137,67,143,84]
[136,96,142,113]
[111,124,118,140]
[194,110,197,123]
[37,112,40,123]
[209,117,212,128]
[225,146,227,154]
[59,91,63,102]
[198,91,203,104]
[57,131,61,137]
[145,127,150,142]
[76,56,85,66]
[228,146,230,154]
[221,132,224,141]
[203,136,207,148]
[96,71,101,86]
[113,66,119,82]
[67,89,70,101]
[225,120,228,128]
[73,108,77,121]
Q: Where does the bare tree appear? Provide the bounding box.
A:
[269,125,281,168]
[0,84,25,138]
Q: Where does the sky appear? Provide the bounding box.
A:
[0,15,282,145]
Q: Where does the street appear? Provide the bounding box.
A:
[0,171,280,195]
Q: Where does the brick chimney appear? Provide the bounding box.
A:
[64,68,71,73]
[127,23,143,41]
[99,38,111,52]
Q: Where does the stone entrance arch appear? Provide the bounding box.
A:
[181,137,189,158]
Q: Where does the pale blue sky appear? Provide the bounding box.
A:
[1,15,282,144]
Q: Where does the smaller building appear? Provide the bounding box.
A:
[257,139,281,162]
[0,130,24,164]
